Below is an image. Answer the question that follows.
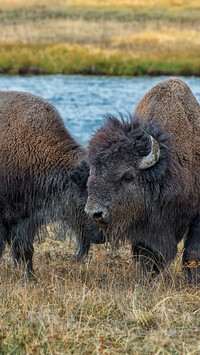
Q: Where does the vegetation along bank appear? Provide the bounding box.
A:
[1,0,200,75]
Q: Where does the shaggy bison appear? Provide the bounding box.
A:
[73,78,200,282]
[0,91,104,278]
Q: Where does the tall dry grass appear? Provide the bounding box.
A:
[0,5,200,75]
[0,0,200,75]
[0,0,200,10]
[0,239,200,354]
[69,0,200,8]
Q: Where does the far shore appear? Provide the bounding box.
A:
[1,44,200,77]
[0,1,200,77]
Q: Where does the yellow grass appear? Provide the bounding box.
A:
[1,0,200,10]
[0,239,200,354]
[111,28,200,53]
[0,19,123,45]
[0,0,200,75]
[70,0,200,8]
[1,15,200,76]
[1,13,200,53]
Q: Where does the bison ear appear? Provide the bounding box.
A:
[70,160,89,188]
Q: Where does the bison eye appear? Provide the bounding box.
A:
[120,173,134,182]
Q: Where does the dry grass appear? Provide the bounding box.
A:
[0,2,199,353]
[0,238,200,354]
[0,0,200,75]
[111,28,200,53]
[69,0,200,8]
[0,19,127,45]
[1,0,200,10]
[1,19,200,49]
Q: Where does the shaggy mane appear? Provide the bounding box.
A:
[86,114,185,198]
[88,114,172,164]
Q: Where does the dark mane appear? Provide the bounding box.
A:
[89,114,172,153]
[89,114,176,175]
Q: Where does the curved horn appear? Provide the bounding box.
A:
[139,136,160,170]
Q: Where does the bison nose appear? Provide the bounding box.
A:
[93,209,110,223]
[85,205,110,227]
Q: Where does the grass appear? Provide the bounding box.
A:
[0,44,200,76]
[0,238,200,354]
[1,0,200,10]
[0,0,200,75]
[0,2,200,353]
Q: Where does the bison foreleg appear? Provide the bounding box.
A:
[183,213,200,285]
[132,243,165,279]
[132,236,177,280]
[12,240,35,279]
[0,221,10,257]
[11,220,36,280]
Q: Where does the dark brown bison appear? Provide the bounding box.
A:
[0,91,104,278]
[73,78,200,282]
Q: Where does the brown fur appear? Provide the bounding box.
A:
[135,77,200,181]
[135,77,200,280]
[82,78,200,282]
[0,91,104,278]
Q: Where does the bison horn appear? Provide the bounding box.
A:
[139,136,160,170]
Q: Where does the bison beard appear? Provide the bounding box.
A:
[79,78,200,283]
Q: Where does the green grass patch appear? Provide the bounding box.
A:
[0,44,200,76]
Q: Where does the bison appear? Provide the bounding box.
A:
[0,91,104,278]
[72,78,200,282]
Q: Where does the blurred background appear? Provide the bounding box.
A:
[1,0,200,75]
[0,0,200,143]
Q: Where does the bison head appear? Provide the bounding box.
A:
[73,115,174,241]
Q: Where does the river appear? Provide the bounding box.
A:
[0,75,199,145]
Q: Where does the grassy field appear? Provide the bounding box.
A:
[0,238,200,354]
[1,2,200,353]
[0,0,200,75]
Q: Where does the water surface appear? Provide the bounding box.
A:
[0,75,199,145]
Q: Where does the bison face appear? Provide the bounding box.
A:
[84,116,164,237]
[85,156,147,234]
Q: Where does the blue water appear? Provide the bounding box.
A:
[0,75,200,145]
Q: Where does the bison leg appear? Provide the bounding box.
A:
[132,238,177,280]
[132,243,165,279]
[11,220,36,279]
[0,221,10,257]
[75,240,91,261]
[183,213,200,285]
[12,240,35,279]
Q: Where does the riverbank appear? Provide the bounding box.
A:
[0,0,200,75]
[1,44,200,76]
